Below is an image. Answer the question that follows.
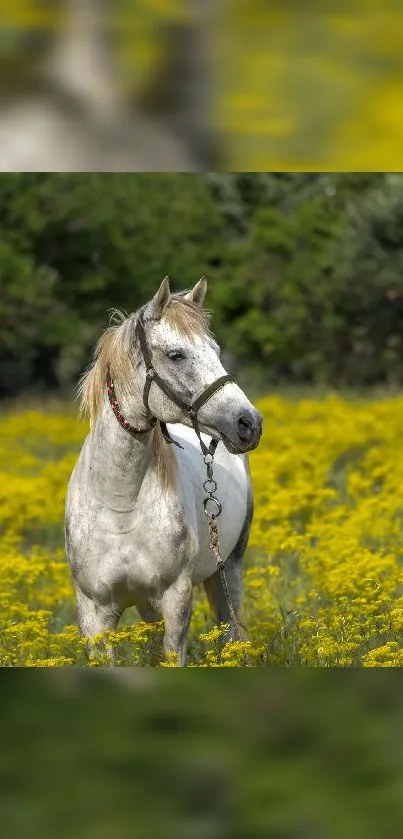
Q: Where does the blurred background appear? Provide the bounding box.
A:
[1,171,403,400]
[0,0,216,171]
[2,1,403,170]
[221,0,403,170]
[3,669,403,838]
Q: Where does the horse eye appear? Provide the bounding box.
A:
[167,350,185,362]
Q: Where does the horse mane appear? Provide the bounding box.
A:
[78,295,211,493]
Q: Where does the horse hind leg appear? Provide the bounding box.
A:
[203,558,246,645]
[203,484,254,643]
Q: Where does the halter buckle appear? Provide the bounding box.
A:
[203,453,214,465]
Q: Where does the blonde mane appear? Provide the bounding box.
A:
[78,296,211,492]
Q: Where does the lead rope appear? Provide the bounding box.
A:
[202,452,252,667]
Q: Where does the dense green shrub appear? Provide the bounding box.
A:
[1,172,403,395]
[0,173,225,395]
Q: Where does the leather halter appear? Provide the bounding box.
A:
[106,313,234,457]
[136,314,233,455]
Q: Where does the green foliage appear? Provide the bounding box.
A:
[210,172,403,387]
[210,190,343,381]
[1,172,403,395]
[0,173,225,394]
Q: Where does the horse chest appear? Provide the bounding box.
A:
[91,501,190,600]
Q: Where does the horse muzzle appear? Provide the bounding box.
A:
[218,408,263,454]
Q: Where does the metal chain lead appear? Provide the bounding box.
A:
[202,452,221,518]
[202,453,247,652]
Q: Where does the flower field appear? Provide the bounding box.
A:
[1,393,403,667]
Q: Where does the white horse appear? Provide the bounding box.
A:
[65,277,262,665]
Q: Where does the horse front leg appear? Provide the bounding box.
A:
[75,585,121,664]
[203,484,253,644]
[159,574,193,666]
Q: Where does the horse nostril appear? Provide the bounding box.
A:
[237,415,253,442]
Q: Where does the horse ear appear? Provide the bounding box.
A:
[185,276,208,307]
[150,276,171,319]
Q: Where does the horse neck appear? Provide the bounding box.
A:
[88,394,153,507]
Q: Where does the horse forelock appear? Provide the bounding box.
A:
[161,294,211,340]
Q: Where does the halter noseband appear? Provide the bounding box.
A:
[106,313,234,457]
